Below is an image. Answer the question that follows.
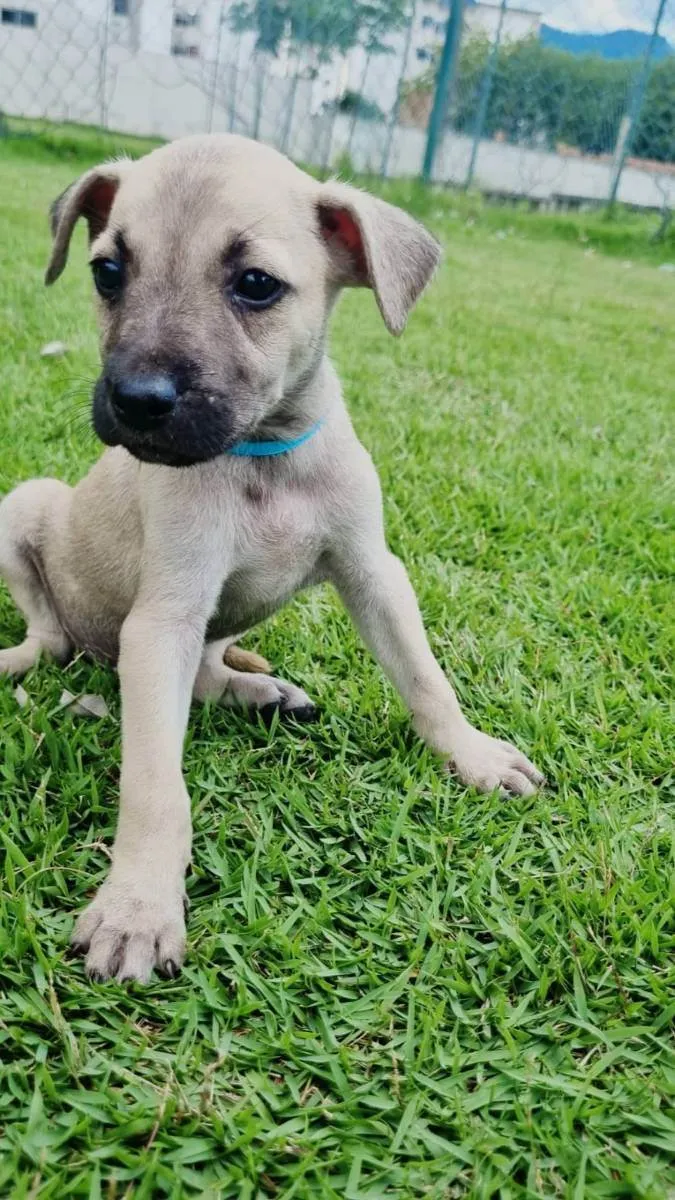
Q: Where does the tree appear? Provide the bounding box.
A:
[406,33,675,164]
[449,37,633,155]
[633,55,675,163]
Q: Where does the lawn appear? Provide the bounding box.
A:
[0,137,673,1199]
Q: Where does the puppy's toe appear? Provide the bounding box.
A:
[229,674,282,710]
[71,905,103,953]
[277,680,317,721]
[85,927,127,981]
[0,644,39,678]
[500,768,538,798]
[115,933,156,984]
[157,924,186,978]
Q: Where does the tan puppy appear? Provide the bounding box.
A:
[0,135,544,983]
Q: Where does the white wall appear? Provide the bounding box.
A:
[135,0,172,54]
[465,3,541,42]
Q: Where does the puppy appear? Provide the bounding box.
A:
[0,135,544,983]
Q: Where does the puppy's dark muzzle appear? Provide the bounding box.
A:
[92,366,237,467]
[108,372,178,433]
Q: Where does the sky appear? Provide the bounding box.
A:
[519,0,675,41]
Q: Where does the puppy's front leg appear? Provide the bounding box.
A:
[330,545,543,796]
[72,526,226,983]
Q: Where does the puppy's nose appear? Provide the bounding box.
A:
[109,373,178,430]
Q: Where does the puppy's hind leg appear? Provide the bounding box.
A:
[0,479,72,677]
[194,638,317,723]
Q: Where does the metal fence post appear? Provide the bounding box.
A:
[607,0,668,208]
[422,0,466,183]
[465,0,507,189]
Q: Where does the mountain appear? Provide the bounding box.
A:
[540,25,673,61]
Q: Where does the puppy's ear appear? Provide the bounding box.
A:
[45,162,128,285]
[317,181,441,335]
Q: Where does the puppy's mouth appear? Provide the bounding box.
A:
[92,377,237,467]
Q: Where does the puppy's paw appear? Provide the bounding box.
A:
[448,726,544,797]
[71,875,187,984]
[0,643,39,678]
[227,672,318,724]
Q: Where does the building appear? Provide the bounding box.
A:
[0,0,542,128]
[320,0,542,118]
[1,0,540,74]
[401,0,541,73]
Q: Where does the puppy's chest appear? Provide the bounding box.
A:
[214,485,325,631]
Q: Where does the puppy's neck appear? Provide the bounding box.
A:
[255,353,339,443]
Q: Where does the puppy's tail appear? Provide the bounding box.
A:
[223,643,271,674]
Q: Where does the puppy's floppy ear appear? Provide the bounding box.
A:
[45,161,128,286]
[317,181,441,335]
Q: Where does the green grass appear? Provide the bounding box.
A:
[3,118,675,263]
[0,142,674,1199]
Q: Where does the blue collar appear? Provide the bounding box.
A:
[226,419,324,458]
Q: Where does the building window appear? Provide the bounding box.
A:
[112,0,129,15]
[416,47,431,61]
[421,15,434,27]
[1,7,37,25]
[174,9,199,26]
[172,43,199,55]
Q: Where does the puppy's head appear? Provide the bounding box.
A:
[47,135,440,466]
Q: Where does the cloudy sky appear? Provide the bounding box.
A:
[523,0,674,41]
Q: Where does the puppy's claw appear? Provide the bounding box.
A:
[159,958,180,980]
[500,769,538,798]
[70,906,102,954]
[519,761,546,788]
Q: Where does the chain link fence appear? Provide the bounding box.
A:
[1,0,674,215]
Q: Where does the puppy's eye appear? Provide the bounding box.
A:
[232,269,283,310]
[91,258,124,300]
